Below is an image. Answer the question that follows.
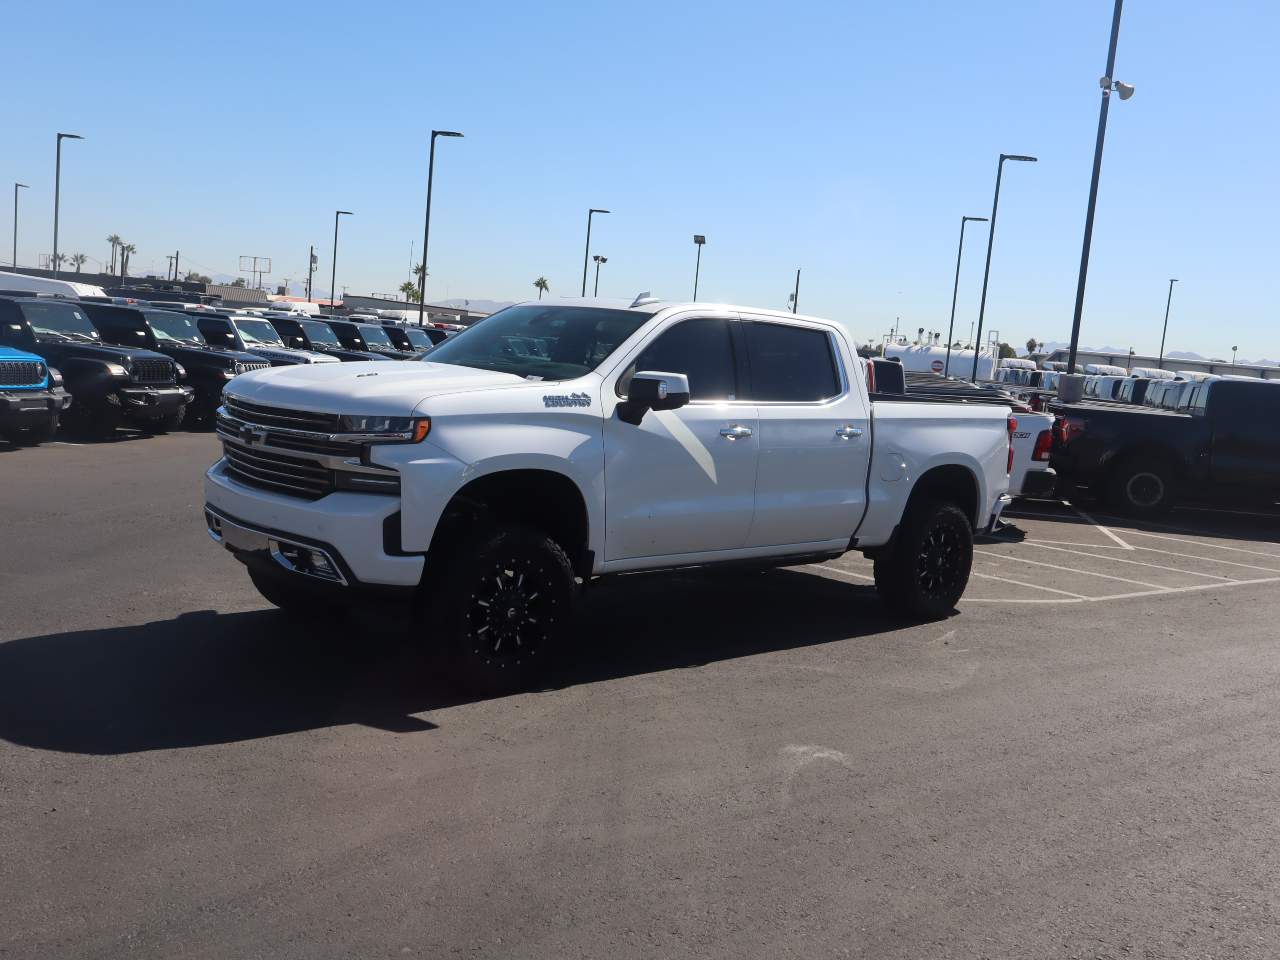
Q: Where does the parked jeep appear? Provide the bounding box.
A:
[80,304,271,426]
[0,296,192,437]
[195,315,340,367]
[0,343,72,445]
[266,315,394,363]
[324,319,415,357]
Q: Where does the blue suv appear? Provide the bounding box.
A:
[0,344,72,445]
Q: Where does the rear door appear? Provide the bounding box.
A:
[738,317,871,548]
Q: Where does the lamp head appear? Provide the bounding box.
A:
[1114,81,1135,100]
[433,130,464,138]
[57,132,84,141]
[693,234,705,245]
[963,215,989,223]
[1002,154,1038,163]
[337,210,353,215]
[590,208,610,215]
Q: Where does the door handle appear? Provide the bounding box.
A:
[719,424,753,440]
[835,425,864,440]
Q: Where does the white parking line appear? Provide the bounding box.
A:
[812,564,874,582]
[1119,528,1280,562]
[975,550,1166,589]
[1064,499,1134,550]
[969,571,1090,598]
[1020,542,1237,581]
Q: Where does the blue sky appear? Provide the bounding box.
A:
[7,0,1279,359]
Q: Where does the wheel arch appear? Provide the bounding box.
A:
[905,463,982,530]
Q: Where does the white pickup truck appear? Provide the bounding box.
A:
[204,299,1014,689]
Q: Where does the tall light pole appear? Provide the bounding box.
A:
[944,215,988,377]
[1066,0,1135,375]
[52,133,83,280]
[791,268,801,313]
[1232,345,1238,368]
[1157,278,1177,367]
[417,129,464,325]
[331,210,352,309]
[12,182,27,269]
[593,254,608,296]
[971,153,1037,381]
[581,208,609,296]
[692,234,706,300]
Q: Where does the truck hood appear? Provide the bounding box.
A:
[155,343,261,369]
[245,346,341,366]
[225,360,529,413]
[34,340,172,365]
[0,345,43,362]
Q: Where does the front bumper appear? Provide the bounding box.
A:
[114,384,195,419]
[0,386,71,425]
[204,457,425,587]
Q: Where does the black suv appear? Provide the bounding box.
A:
[325,319,415,357]
[81,304,271,426]
[267,316,394,362]
[381,322,445,354]
[0,296,193,437]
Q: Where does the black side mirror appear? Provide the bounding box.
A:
[618,371,691,425]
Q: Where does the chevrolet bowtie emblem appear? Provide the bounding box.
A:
[239,424,267,445]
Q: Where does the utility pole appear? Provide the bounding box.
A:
[166,255,176,280]
[13,183,28,269]
[174,249,179,280]
[792,268,801,313]
[306,244,315,300]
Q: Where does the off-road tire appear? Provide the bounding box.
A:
[5,415,59,446]
[873,499,973,621]
[430,524,577,695]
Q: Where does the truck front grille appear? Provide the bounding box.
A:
[224,397,340,432]
[0,359,45,387]
[222,441,334,500]
[131,358,175,384]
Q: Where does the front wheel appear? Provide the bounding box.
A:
[429,525,577,695]
[873,499,973,621]
[4,415,59,446]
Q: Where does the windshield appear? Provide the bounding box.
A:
[423,305,651,380]
[20,301,100,342]
[146,311,203,344]
[359,324,396,348]
[299,319,341,346]
[404,328,432,350]
[234,318,287,346]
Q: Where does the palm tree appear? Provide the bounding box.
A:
[120,243,136,277]
[106,234,121,274]
[1025,337,1039,356]
[50,253,66,269]
[533,276,550,300]
[69,253,87,273]
[398,280,422,303]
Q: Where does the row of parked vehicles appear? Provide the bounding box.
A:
[0,288,452,444]
[990,359,1280,516]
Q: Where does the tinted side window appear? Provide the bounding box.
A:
[744,322,840,402]
[619,318,736,401]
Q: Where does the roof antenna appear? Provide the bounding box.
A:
[629,291,654,308]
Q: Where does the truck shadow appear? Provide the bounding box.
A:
[0,568,893,755]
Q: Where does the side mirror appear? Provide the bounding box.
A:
[618,370,691,425]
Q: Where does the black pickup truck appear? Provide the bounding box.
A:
[0,296,192,437]
[1050,378,1280,515]
[266,315,393,362]
[81,304,270,425]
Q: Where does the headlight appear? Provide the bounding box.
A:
[338,415,431,443]
[175,363,187,378]
[105,362,129,377]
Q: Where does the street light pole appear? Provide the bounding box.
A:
[792,268,801,314]
[581,208,609,296]
[971,153,1037,381]
[331,210,352,310]
[692,234,705,300]
[593,254,607,296]
[52,132,83,280]
[12,183,27,269]
[1232,345,1238,368]
[1066,0,1134,374]
[1157,278,1177,367]
[417,130,464,325]
[944,214,988,378]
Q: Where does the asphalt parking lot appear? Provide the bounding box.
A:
[4,434,1280,959]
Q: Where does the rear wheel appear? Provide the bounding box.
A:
[428,524,577,695]
[873,499,973,621]
[1107,456,1176,517]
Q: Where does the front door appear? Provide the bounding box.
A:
[602,315,759,561]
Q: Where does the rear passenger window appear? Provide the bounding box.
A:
[619,317,736,401]
[744,322,840,402]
